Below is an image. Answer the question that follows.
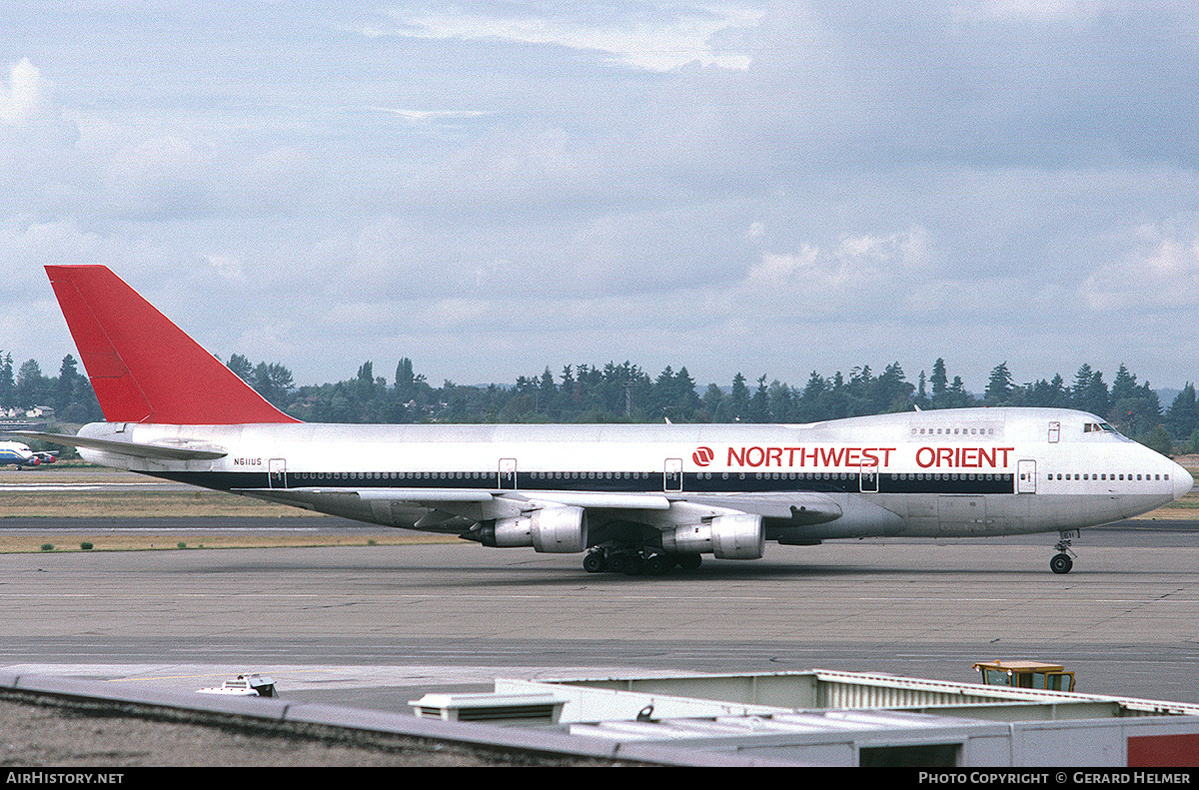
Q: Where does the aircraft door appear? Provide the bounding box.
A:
[859,462,878,493]
[498,458,517,490]
[664,458,683,492]
[1017,459,1036,494]
[268,458,286,489]
[1048,421,1060,443]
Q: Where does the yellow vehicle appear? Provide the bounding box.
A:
[972,660,1075,692]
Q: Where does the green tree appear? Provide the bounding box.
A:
[252,362,294,408]
[700,383,724,423]
[749,375,770,423]
[947,375,973,408]
[914,370,929,410]
[729,373,750,422]
[0,352,12,409]
[930,358,949,409]
[984,362,1014,405]
[877,362,913,412]
[14,359,49,409]
[54,355,84,415]
[395,358,415,397]
[1166,384,1198,440]
[1141,425,1174,457]
[1111,363,1138,402]
[227,353,253,381]
[1072,365,1110,416]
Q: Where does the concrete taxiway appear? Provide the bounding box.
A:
[2,523,1198,713]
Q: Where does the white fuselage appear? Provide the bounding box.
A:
[0,441,37,467]
[74,407,1193,549]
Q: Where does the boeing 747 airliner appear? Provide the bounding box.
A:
[22,265,1193,575]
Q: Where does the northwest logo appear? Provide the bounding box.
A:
[692,446,715,467]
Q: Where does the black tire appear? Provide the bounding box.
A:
[1050,553,1073,574]
[582,552,606,573]
[645,554,671,576]
[676,554,702,571]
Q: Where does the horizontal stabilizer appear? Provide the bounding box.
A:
[13,431,229,461]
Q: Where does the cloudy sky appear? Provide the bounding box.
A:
[2,1,1198,394]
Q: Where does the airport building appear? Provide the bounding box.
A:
[6,667,1199,766]
[414,668,1199,767]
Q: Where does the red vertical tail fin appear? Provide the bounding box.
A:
[46,265,300,425]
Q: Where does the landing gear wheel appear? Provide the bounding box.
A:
[645,554,672,576]
[676,554,702,571]
[1051,531,1077,575]
[582,552,607,573]
[621,553,646,576]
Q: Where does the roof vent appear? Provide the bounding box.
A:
[409,692,566,724]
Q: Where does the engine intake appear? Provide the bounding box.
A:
[660,513,764,560]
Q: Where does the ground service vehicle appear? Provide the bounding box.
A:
[973,660,1076,692]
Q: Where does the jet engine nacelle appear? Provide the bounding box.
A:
[660,513,764,560]
[485,506,589,553]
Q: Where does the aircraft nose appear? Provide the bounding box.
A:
[1175,462,1194,501]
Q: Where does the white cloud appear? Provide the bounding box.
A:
[382,4,765,72]
[0,215,103,281]
[1081,220,1199,311]
[365,106,490,123]
[0,58,44,124]
[742,226,930,298]
[3,4,1199,391]
[103,136,208,219]
[207,255,246,285]
[0,58,77,149]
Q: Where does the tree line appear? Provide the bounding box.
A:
[3,349,1198,455]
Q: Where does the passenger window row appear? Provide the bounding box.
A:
[910,427,996,436]
[1046,472,1168,482]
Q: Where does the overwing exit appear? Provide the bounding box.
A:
[22,265,1194,575]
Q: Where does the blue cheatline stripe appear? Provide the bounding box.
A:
[148,469,1016,496]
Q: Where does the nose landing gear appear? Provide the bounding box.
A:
[1050,531,1078,574]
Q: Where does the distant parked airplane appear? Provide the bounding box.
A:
[0,440,58,469]
[22,265,1195,575]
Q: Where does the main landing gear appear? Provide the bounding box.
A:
[583,545,702,576]
[1050,532,1077,575]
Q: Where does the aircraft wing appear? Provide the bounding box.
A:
[672,493,842,524]
[235,486,842,531]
